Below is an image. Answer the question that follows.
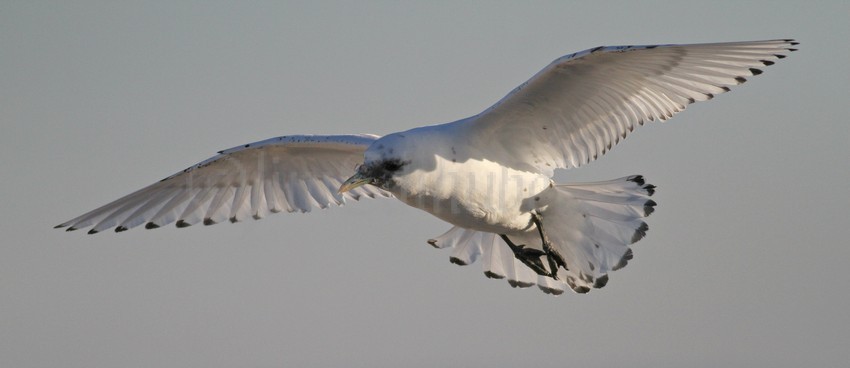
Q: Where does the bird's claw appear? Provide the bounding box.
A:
[532,212,567,280]
[499,235,556,278]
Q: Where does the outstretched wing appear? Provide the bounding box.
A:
[463,39,797,175]
[56,134,390,234]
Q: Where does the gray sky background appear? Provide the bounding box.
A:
[2,1,849,367]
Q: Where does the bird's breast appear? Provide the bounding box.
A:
[388,155,552,234]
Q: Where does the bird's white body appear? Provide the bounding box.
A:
[57,39,797,295]
[370,124,553,234]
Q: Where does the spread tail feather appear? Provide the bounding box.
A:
[427,175,655,295]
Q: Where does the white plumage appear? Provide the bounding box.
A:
[57,135,389,233]
[57,39,796,295]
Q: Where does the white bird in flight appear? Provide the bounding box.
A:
[57,39,797,295]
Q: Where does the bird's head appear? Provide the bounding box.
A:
[339,133,411,193]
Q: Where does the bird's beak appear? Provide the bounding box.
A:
[338,172,371,193]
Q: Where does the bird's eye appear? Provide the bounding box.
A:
[382,160,403,172]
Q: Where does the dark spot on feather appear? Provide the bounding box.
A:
[749,68,763,76]
[735,76,747,84]
[203,218,216,226]
[775,54,786,59]
[176,220,191,228]
[761,60,775,66]
[721,86,731,92]
[573,286,591,294]
[631,222,649,243]
[540,286,564,295]
[115,226,128,233]
[594,274,609,288]
[145,222,160,229]
[789,48,798,52]
[644,184,656,196]
[66,226,77,232]
[588,262,595,271]
[508,279,535,288]
[244,144,249,148]
[644,200,657,216]
[252,213,262,220]
[87,229,99,235]
[705,93,714,100]
[229,216,238,223]
[450,257,467,266]
[534,196,540,202]
[628,175,645,186]
[484,270,504,279]
[613,248,633,271]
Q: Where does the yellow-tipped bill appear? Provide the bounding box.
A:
[338,172,371,193]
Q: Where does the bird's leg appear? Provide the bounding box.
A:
[499,234,553,278]
[531,211,567,280]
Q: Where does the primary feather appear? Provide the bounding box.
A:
[56,135,389,233]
